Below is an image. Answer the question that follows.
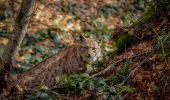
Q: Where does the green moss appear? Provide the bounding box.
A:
[133,0,170,26]
[116,34,130,53]
[133,5,154,25]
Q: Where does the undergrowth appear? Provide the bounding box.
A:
[24,60,136,100]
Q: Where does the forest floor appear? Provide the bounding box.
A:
[0,0,170,99]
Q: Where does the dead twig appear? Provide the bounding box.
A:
[121,51,150,85]
[160,76,167,99]
[49,91,75,100]
[153,28,170,68]
[92,50,152,77]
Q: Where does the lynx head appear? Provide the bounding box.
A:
[79,34,102,63]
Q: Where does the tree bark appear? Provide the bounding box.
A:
[0,0,35,92]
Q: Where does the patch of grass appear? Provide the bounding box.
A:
[154,29,170,60]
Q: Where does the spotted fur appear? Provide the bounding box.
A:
[7,37,101,91]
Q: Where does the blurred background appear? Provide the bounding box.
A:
[1,0,170,99]
[0,0,148,72]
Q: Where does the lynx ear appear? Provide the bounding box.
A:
[79,33,86,43]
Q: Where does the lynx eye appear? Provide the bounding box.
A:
[91,47,96,50]
[87,54,91,58]
[82,47,89,49]
[92,48,95,50]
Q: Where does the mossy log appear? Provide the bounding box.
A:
[114,0,170,53]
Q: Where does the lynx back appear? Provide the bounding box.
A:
[7,35,101,91]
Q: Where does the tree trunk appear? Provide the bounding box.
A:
[0,0,35,92]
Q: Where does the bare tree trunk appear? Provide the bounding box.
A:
[0,0,35,92]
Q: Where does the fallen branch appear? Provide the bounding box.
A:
[92,45,152,77]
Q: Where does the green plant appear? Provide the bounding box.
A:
[25,91,53,100]
[98,4,117,17]
[116,84,136,94]
[154,29,170,59]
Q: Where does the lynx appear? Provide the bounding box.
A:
[7,35,101,91]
